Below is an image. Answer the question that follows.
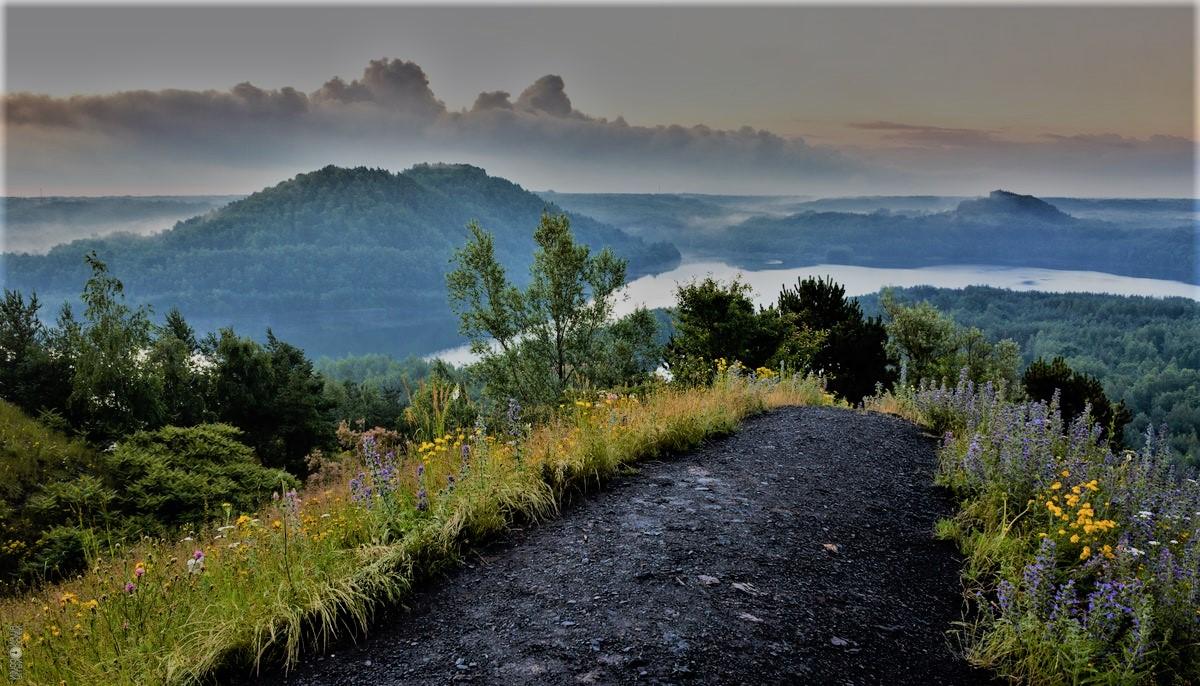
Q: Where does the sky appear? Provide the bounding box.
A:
[4,4,1196,197]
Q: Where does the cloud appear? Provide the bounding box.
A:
[514,74,576,118]
[4,59,1193,196]
[849,120,1002,147]
[471,90,513,112]
[311,58,445,119]
[6,57,872,194]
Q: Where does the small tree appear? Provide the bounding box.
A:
[1023,356,1132,451]
[882,290,1022,392]
[778,276,893,402]
[665,278,785,385]
[881,290,959,384]
[448,213,656,407]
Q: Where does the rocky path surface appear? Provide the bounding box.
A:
[261,407,990,685]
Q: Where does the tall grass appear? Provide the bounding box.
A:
[869,373,1199,685]
[1,373,830,685]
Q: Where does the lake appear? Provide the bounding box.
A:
[429,262,1200,364]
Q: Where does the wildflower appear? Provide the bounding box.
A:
[124,582,136,594]
[1079,546,1091,560]
[1061,469,1070,477]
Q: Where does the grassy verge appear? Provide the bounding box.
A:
[867,375,1199,685]
[2,374,831,685]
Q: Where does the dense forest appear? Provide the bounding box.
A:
[2,165,681,357]
[859,286,1200,462]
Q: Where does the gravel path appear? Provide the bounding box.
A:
[257,407,990,685]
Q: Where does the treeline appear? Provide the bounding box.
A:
[860,286,1200,462]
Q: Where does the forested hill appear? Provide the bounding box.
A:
[715,191,1197,282]
[546,189,1197,284]
[1,164,681,357]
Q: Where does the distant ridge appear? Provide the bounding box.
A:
[953,189,1073,224]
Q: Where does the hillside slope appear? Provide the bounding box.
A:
[2,165,681,357]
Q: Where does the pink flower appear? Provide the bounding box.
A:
[124,582,136,594]
[193,549,205,561]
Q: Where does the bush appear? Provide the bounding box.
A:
[103,424,298,532]
[1,413,297,590]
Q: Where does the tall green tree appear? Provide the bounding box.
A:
[148,308,209,427]
[207,329,334,474]
[0,290,71,416]
[66,253,164,440]
[448,213,657,407]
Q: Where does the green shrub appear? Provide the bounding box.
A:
[103,424,298,532]
[1,412,297,590]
